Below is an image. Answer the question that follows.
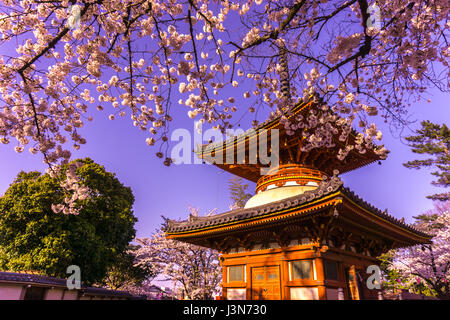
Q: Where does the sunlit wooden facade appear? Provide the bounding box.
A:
[165,98,431,300]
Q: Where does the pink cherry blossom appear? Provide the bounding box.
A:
[0,0,447,214]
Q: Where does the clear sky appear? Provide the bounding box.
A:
[0,6,448,237]
[0,83,448,238]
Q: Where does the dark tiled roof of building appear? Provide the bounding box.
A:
[165,175,430,239]
[82,286,138,298]
[0,271,142,299]
[0,271,68,286]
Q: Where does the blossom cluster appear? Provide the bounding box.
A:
[0,0,447,213]
[48,161,90,215]
[388,203,450,296]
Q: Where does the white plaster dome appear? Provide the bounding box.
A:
[244,165,326,209]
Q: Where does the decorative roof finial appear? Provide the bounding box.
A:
[278,42,290,101]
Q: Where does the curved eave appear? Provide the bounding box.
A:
[166,192,341,239]
[195,98,313,157]
[338,192,432,244]
[165,187,431,245]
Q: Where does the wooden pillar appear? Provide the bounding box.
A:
[19,285,27,300]
[314,257,326,300]
[222,263,228,299]
[283,259,290,300]
[246,263,252,300]
[347,265,360,300]
[280,259,287,300]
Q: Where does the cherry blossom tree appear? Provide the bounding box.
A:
[0,0,448,211]
[133,209,222,300]
[386,202,450,299]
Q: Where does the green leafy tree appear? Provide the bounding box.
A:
[0,158,137,285]
[101,244,154,291]
[404,121,450,201]
[228,176,252,209]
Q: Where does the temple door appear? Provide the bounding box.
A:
[251,266,281,300]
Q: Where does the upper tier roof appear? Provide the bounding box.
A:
[195,96,386,182]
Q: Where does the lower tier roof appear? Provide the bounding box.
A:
[165,176,431,249]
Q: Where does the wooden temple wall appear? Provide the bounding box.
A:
[220,244,381,300]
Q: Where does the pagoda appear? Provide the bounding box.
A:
[165,56,431,299]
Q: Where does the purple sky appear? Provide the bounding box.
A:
[0,6,448,237]
[0,84,448,238]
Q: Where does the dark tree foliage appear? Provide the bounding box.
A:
[0,158,137,285]
[404,121,449,201]
[101,244,154,291]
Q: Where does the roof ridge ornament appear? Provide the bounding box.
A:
[278,43,291,102]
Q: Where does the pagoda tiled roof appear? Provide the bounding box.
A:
[194,96,387,180]
[197,97,312,154]
[165,176,430,240]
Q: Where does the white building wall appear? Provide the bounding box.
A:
[326,288,340,300]
[45,288,64,300]
[227,288,246,300]
[290,287,319,300]
[0,283,24,300]
[62,290,79,300]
